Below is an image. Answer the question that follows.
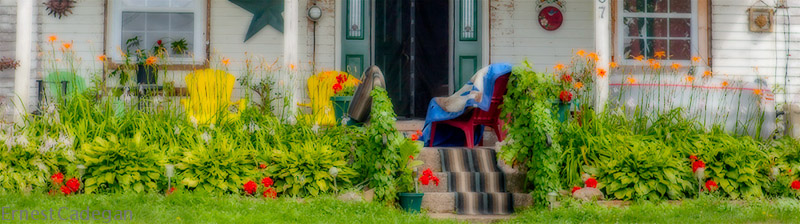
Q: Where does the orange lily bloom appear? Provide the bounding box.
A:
[634,55,644,61]
[597,68,607,78]
[671,63,681,70]
[587,52,599,61]
[609,61,618,68]
[576,50,586,57]
[222,58,230,66]
[650,62,661,69]
[97,54,107,62]
[554,64,565,70]
[654,51,666,59]
[48,35,58,43]
[61,42,72,51]
[703,70,712,77]
[145,56,157,65]
[722,81,729,87]
[685,76,695,83]
[692,56,701,63]
[754,89,762,95]
[574,82,584,89]
[627,77,637,84]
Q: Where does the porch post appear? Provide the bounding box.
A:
[284,0,299,116]
[594,0,610,112]
[14,0,36,123]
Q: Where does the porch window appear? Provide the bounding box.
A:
[617,0,697,62]
[110,0,206,63]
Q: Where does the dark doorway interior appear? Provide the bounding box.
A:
[374,0,449,118]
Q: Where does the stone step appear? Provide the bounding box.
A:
[421,192,533,214]
[417,147,518,173]
[428,213,514,223]
[417,172,527,193]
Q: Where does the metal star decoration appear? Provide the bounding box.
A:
[228,0,284,42]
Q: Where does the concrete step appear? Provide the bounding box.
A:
[421,192,533,214]
[417,172,527,194]
[428,213,514,223]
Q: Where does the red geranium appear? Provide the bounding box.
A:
[419,168,439,186]
[410,134,419,141]
[585,177,597,188]
[167,187,176,195]
[333,83,343,94]
[259,163,267,169]
[705,180,718,192]
[416,130,422,136]
[559,90,573,103]
[261,177,274,188]
[561,74,573,83]
[409,155,414,160]
[692,160,706,173]
[51,172,64,184]
[791,180,800,190]
[66,178,80,192]
[244,180,258,195]
[263,187,277,199]
[689,155,698,161]
[60,185,72,195]
[336,74,347,84]
[571,186,581,193]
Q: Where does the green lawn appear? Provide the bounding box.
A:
[0,193,442,223]
[506,196,800,223]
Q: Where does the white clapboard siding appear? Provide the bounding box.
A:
[712,0,800,103]
[490,0,595,72]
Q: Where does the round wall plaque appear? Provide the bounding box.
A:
[538,6,563,31]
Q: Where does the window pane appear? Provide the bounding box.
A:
[624,0,644,13]
[625,17,645,37]
[669,18,690,37]
[650,18,668,37]
[647,39,668,58]
[170,13,194,32]
[624,38,645,59]
[146,32,169,49]
[146,13,171,31]
[122,12,146,31]
[648,0,668,13]
[670,0,691,13]
[669,39,691,60]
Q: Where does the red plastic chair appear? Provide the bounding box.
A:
[429,73,510,148]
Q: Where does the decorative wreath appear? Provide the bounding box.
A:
[44,0,77,19]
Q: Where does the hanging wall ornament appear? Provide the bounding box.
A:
[229,0,285,42]
[44,0,77,19]
[536,0,565,31]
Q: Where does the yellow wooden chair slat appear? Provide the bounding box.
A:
[181,69,245,125]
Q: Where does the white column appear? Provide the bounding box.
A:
[594,0,610,112]
[284,0,299,116]
[14,0,35,123]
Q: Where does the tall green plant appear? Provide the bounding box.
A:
[81,133,164,193]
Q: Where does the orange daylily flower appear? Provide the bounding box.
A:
[576,50,586,57]
[597,68,607,78]
[290,64,296,70]
[61,42,72,51]
[671,63,681,70]
[145,56,157,65]
[587,52,599,61]
[48,35,58,43]
[609,61,618,68]
[627,77,637,84]
[647,58,655,65]
[554,64,565,70]
[97,54,106,62]
[222,58,230,66]
[754,89,763,95]
[634,55,644,61]
[685,76,695,83]
[650,62,661,69]
[722,81,729,87]
[574,82,584,89]
[703,70,713,77]
[654,51,666,59]
[692,56,701,63]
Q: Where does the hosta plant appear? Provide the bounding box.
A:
[267,141,356,197]
[81,133,163,193]
[176,134,257,194]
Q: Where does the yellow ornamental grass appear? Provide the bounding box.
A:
[181,69,246,125]
[303,71,360,125]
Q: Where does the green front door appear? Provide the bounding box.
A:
[453,0,482,88]
[341,0,370,77]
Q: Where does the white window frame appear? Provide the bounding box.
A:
[615,0,698,65]
[108,0,206,65]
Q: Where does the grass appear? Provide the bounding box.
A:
[0,193,444,223]
[505,196,800,223]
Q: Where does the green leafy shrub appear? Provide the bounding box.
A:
[81,133,164,193]
[267,141,356,196]
[176,135,257,194]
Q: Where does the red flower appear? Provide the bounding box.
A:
[409,155,415,160]
[259,164,267,169]
[559,91,573,103]
[263,187,277,199]
[167,187,176,195]
[561,74,573,83]
[157,40,163,45]
[419,175,430,185]
[419,168,439,186]
[333,83,343,94]
[705,180,718,192]
[261,177,274,188]
[244,180,258,195]
[415,130,423,136]
[336,74,347,84]
[51,172,64,184]
[422,168,433,177]
[410,134,419,141]
[65,178,80,192]
[791,180,800,190]
[689,155,698,161]
[585,178,597,188]
[692,160,706,173]
[571,186,581,193]
[60,185,72,195]
[431,176,440,186]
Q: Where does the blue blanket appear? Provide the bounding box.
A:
[420,63,512,147]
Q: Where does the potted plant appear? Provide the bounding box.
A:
[331,73,358,123]
[171,38,189,55]
[397,143,432,213]
[123,36,165,85]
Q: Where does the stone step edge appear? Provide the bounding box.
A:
[421,192,533,214]
[417,171,527,194]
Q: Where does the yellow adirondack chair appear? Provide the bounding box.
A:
[181,69,246,125]
[300,71,360,125]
